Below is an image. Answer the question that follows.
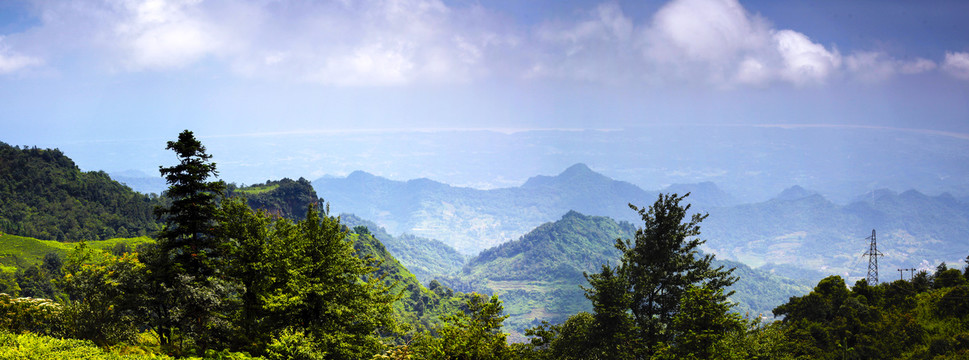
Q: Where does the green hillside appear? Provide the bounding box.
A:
[0,142,162,241]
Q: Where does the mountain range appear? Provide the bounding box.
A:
[312,163,735,254]
[313,163,969,281]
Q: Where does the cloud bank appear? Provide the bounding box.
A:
[0,0,964,86]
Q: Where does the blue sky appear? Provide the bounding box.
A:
[1,0,968,189]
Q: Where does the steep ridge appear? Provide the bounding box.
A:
[340,214,466,284]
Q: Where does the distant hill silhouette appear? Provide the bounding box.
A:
[313,163,731,254]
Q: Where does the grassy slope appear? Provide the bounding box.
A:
[0,234,154,273]
[234,184,280,194]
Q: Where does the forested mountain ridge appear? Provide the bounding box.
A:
[313,163,731,254]
[0,142,161,241]
[228,177,320,220]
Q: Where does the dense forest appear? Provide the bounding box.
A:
[0,141,161,241]
[1,133,967,359]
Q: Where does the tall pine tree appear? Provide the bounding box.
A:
[146,130,233,352]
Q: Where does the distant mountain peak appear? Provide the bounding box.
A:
[774,185,819,201]
[560,163,594,176]
[347,170,376,179]
[561,210,588,220]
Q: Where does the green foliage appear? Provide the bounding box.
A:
[454,209,809,338]
[410,293,511,360]
[62,249,149,346]
[0,330,263,359]
[618,193,738,354]
[347,225,467,338]
[771,266,969,359]
[15,264,60,300]
[0,232,154,272]
[584,264,636,358]
[573,193,738,358]
[217,197,402,358]
[0,142,161,241]
[264,328,325,360]
[283,205,397,359]
[662,285,744,360]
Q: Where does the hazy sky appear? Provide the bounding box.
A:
[1,0,968,187]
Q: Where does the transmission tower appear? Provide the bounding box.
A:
[864,229,883,285]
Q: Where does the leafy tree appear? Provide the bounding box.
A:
[62,249,148,346]
[217,197,278,351]
[514,312,600,360]
[583,193,737,358]
[411,293,511,360]
[659,284,743,360]
[284,205,397,359]
[41,253,62,279]
[583,264,636,359]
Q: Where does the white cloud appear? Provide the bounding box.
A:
[845,51,936,82]
[772,30,840,85]
[943,51,969,80]
[648,0,768,64]
[734,57,770,85]
[0,37,43,74]
[528,0,843,86]
[224,0,513,85]
[113,0,224,70]
[313,42,415,86]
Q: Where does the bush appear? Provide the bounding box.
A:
[0,293,63,336]
[265,328,325,360]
